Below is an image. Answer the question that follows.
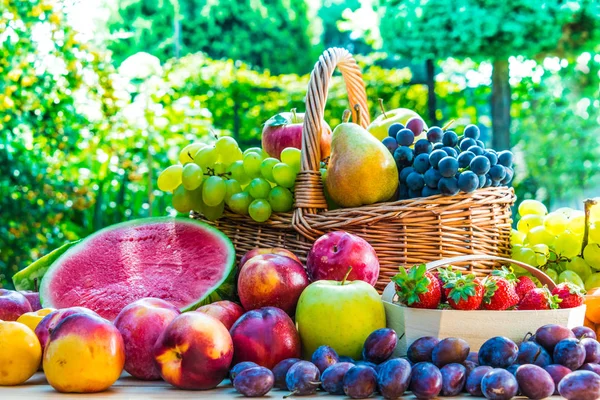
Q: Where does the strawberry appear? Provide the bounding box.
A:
[518,287,561,310]
[435,267,457,303]
[444,273,484,310]
[552,282,586,309]
[392,264,441,309]
[515,276,537,300]
[483,275,520,310]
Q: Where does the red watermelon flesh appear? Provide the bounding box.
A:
[39,218,235,320]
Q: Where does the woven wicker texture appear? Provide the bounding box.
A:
[194,47,516,292]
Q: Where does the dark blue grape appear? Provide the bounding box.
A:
[466,366,493,396]
[409,362,443,399]
[408,337,439,363]
[459,138,477,152]
[433,143,444,150]
[554,338,586,370]
[517,340,552,368]
[442,146,458,158]
[464,124,480,140]
[408,189,422,199]
[414,139,432,155]
[399,166,415,183]
[501,168,514,185]
[478,175,486,188]
[393,146,414,169]
[382,137,398,154]
[558,370,600,400]
[491,180,500,187]
[438,157,459,178]
[497,150,514,168]
[424,168,442,189]
[422,186,441,197]
[429,149,447,169]
[438,177,459,196]
[481,368,519,400]
[272,358,300,389]
[388,123,405,139]
[478,337,518,369]
[397,185,409,200]
[440,363,467,396]
[458,171,479,193]
[321,362,354,395]
[311,345,339,374]
[468,145,484,156]
[484,175,492,187]
[457,151,475,168]
[362,328,398,364]
[377,358,411,399]
[413,153,430,174]
[230,361,260,381]
[442,131,459,147]
[396,129,415,147]
[339,356,356,364]
[484,151,498,165]
[285,361,321,396]
[470,155,491,175]
[426,126,443,143]
[234,366,275,397]
[343,365,377,399]
[406,118,425,137]
[476,140,485,148]
[489,165,507,182]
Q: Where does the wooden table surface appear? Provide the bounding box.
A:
[0,372,567,399]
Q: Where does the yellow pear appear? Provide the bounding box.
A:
[325,110,398,208]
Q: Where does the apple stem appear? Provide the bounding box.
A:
[290,108,298,123]
[378,98,388,118]
[354,104,362,126]
[342,109,352,124]
[441,119,455,131]
[341,267,353,286]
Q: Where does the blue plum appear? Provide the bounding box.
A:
[362,328,397,364]
[478,336,518,368]
[233,366,274,397]
[409,362,442,399]
[376,358,411,399]
[311,345,339,373]
[321,362,354,395]
[481,368,518,400]
[343,365,377,399]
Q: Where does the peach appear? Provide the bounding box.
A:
[240,247,301,269]
[16,308,55,332]
[19,291,42,311]
[154,312,233,390]
[114,298,180,380]
[0,289,32,321]
[43,313,125,393]
[230,306,301,369]
[196,300,244,330]
[0,321,42,386]
[238,254,309,315]
[35,306,99,351]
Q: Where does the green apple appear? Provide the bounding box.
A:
[367,108,427,141]
[295,274,386,359]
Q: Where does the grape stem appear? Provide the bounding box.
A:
[378,98,388,118]
[442,119,455,131]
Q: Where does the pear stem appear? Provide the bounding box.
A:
[583,198,597,252]
[354,104,362,126]
[442,119,455,131]
[342,109,352,124]
[378,98,388,118]
[291,108,297,123]
[341,267,353,286]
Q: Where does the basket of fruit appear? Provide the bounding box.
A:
[382,254,587,356]
[161,47,516,291]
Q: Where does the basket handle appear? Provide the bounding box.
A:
[382,254,557,302]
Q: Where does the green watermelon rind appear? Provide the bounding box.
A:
[39,217,236,313]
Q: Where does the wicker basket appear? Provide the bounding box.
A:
[194,47,516,292]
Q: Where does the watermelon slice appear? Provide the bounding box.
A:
[39,218,236,320]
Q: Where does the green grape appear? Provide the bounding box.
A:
[225,179,242,201]
[179,143,204,164]
[517,214,544,234]
[213,162,227,176]
[591,203,600,223]
[511,229,526,246]
[272,162,297,188]
[203,201,225,221]
[227,160,251,185]
[188,184,205,213]
[220,147,243,167]
[512,246,536,267]
[518,199,548,217]
[243,147,263,156]
[586,272,600,291]
[566,256,592,281]
[228,192,253,215]
[584,243,600,270]
[525,226,555,247]
[248,178,271,199]
[558,270,585,289]
[567,213,586,235]
[281,147,302,173]
[544,212,568,236]
[260,157,279,182]
[243,152,263,178]
[181,163,204,190]
[590,223,600,244]
[555,207,576,218]
[202,176,226,207]
[555,231,583,258]
[171,185,193,213]
[194,145,218,169]
[532,243,550,267]
[157,165,183,192]
[215,136,239,155]
[546,268,559,282]
[249,199,272,222]
[268,186,294,212]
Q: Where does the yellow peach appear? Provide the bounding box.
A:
[16,308,55,332]
[0,321,42,385]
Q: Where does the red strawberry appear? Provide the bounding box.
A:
[515,276,537,300]
[444,273,484,310]
[552,282,586,309]
[518,287,561,310]
[392,264,441,309]
[483,275,520,310]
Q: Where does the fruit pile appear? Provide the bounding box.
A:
[393,264,585,311]
[382,119,515,199]
[512,199,600,290]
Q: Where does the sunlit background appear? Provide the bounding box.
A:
[1,0,599,287]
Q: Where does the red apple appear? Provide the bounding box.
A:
[261,110,331,160]
[35,306,99,351]
[195,300,244,330]
[230,306,301,369]
[0,289,32,321]
[238,254,309,315]
[240,247,301,270]
[114,298,180,380]
[154,312,233,390]
[306,231,380,286]
[19,291,42,311]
